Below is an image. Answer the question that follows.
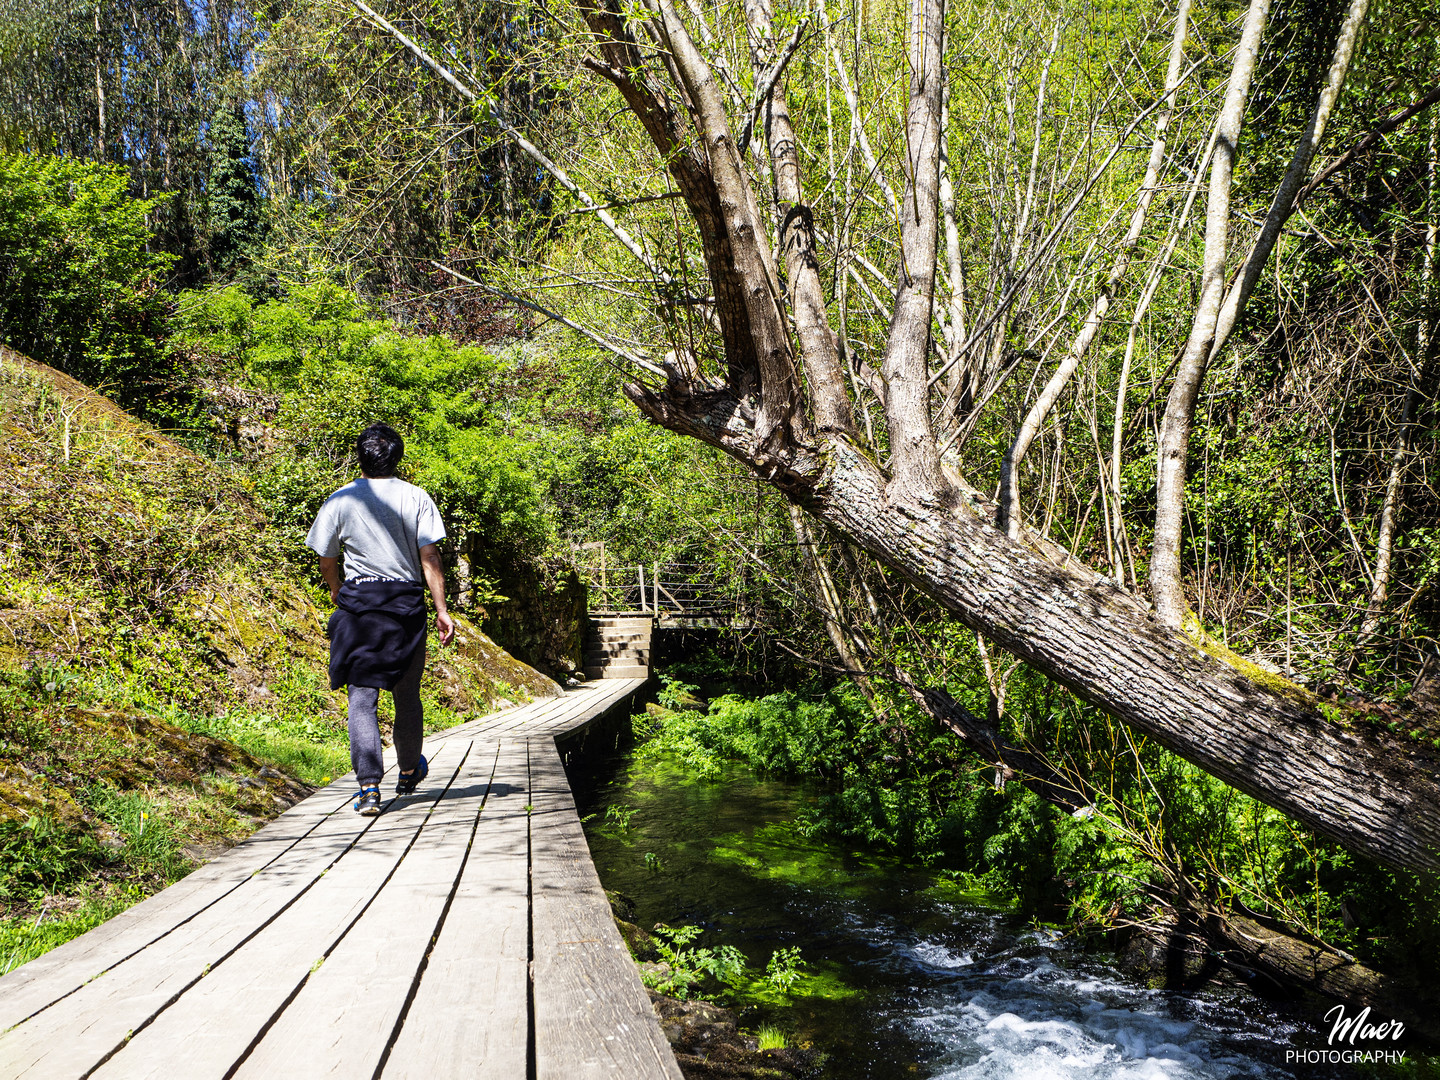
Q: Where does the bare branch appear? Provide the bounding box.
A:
[430,261,664,377]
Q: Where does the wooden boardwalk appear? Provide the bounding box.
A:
[0,679,683,1080]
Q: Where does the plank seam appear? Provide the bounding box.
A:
[367,741,505,1080]
[218,742,481,1080]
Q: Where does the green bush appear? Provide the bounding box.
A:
[175,283,552,567]
[0,153,177,413]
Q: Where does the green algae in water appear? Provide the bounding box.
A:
[576,747,1380,1079]
[727,966,860,1005]
[575,750,1013,1072]
[709,822,892,895]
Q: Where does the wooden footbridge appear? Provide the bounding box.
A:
[0,678,684,1080]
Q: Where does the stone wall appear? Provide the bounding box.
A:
[479,556,587,679]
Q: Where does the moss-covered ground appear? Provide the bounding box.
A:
[0,350,559,974]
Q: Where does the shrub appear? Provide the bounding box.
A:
[0,153,177,414]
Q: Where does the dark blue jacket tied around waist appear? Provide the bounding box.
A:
[327,579,427,690]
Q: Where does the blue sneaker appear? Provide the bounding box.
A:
[354,786,381,816]
[396,754,428,795]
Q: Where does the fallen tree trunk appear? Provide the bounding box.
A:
[1216,914,1440,1041]
[630,378,1440,874]
[353,0,1440,878]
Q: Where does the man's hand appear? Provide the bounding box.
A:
[318,555,342,604]
[435,610,456,646]
[419,544,455,646]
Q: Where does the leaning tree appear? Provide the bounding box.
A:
[348,0,1440,872]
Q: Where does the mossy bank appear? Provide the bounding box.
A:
[0,348,559,973]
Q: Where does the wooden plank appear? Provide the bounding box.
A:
[432,693,568,743]
[529,683,629,729]
[2,679,658,1080]
[478,695,575,734]
[85,748,478,1080]
[0,747,459,1080]
[0,747,432,1036]
[532,680,645,742]
[529,744,682,1080]
[378,739,531,1079]
[0,783,353,1029]
[230,742,507,1079]
[462,700,581,742]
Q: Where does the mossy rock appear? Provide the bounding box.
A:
[606,888,638,921]
[615,917,660,961]
[0,764,89,828]
[647,993,815,1079]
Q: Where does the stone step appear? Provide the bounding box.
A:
[583,664,651,680]
[585,642,650,656]
[586,644,650,657]
[585,652,650,667]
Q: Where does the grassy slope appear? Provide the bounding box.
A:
[0,347,558,972]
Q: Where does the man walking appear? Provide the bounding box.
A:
[306,423,455,815]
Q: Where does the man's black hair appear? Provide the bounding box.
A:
[357,424,404,477]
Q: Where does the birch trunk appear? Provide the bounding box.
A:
[1151,0,1272,628]
[1208,0,1371,362]
[94,4,106,159]
[880,0,950,497]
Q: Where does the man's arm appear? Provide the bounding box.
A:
[319,556,341,603]
[419,544,456,645]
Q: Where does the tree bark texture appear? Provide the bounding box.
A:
[576,0,762,393]
[94,4,106,159]
[647,0,803,445]
[880,0,951,498]
[744,0,855,436]
[627,379,1440,873]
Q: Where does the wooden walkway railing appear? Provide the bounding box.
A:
[0,679,678,1080]
[582,562,752,628]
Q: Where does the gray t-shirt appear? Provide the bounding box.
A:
[305,477,447,582]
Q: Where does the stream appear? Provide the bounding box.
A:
[574,752,1370,1080]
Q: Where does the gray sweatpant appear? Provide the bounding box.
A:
[348,643,425,788]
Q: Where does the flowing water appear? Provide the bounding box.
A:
[574,753,1377,1080]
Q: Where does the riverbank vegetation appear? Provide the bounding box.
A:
[3,0,1440,1053]
[641,670,1438,972]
